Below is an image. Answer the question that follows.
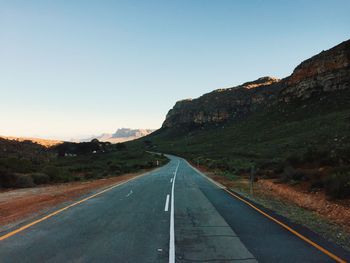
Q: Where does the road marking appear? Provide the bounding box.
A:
[0,171,154,242]
[126,190,133,197]
[164,194,170,212]
[169,160,180,263]
[187,160,346,263]
[223,189,346,263]
[170,178,173,183]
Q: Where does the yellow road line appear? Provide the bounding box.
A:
[223,189,346,263]
[0,171,151,241]
[191,164,346,263]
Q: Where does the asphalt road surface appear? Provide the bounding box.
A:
[0,155,349,262]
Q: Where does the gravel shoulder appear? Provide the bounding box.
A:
[194,165,350,252]
[0,171,150,230]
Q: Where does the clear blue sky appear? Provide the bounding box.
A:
[1,0,349,140]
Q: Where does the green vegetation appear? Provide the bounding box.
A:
[0,139,168,189]
[132,89,350,199]
[324,171,350,199]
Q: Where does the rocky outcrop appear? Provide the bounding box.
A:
[162,39,350,128]
[280,40,350,101]
[163,77,282,128]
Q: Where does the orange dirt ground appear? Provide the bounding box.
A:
[256,179,350,230]
[0,171,149,228]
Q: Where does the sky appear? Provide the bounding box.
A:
[0,0,349,140]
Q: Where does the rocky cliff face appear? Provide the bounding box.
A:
[280,40,350,101]
[162,39,350,128]
[163,77,281,127]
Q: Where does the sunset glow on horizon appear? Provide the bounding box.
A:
[1,0,349,140]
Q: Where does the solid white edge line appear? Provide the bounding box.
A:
[164,194,170,212]
[169,160,179,263]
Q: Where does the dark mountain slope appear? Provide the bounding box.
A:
[130,39,350,199]
[162,39,350,128]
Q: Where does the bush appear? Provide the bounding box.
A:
[309,179,324,192]
[15,174,35,188]
[0,170,17,188]
[109,163,121,173]
[280,166,305,182]
[323,171,350,199]
[0,172,35,188]
[44,166,72,182]
[31,173,50,185]
[302,148,337,166]
[115,143,126,150]
[44,166,61,181]
[286,155,301,166]
[0,158,34,173]
[273,162,285,174]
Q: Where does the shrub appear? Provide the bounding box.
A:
[15,174,35,188]
[147,161,155,168]
[85,172,98,179]
[273,162,285,174]
[44,166,61,181]
[115,143,126,150]
[309,179,324,192]
[31,173,50,185]
[44,166,72,182]
[323,171,350,199]
[286,154,301,166]
[109,163,121,173]
[1,158,34,173]
[0,172,35,188]
[280,166,305,182]
[0,170,17,188]
[302,148,337,166]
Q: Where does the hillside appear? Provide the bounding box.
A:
[163,39,349,128]
[0,137,167,189]
[133,39,350,199]
[0,136,62,147]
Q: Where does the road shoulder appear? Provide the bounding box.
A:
[0,170,153,231]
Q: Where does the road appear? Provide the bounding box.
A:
[0,155,349,262]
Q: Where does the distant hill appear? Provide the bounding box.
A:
[82,128,155,143]
[0,136,62,147]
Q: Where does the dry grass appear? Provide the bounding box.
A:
[257,179,350,229]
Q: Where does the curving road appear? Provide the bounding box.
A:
[0,155,349,262]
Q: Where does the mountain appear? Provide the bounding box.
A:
[133,39,350,199]
[0,136,62,147]
[83,128,155,143]
[111,128,155,138]
[162,40,350,128]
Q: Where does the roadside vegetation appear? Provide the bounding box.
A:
[0,138,168,189]
[134,88,350,200]
[127,88,350,250]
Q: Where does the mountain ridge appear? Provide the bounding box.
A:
[162,39,350,128]
[82,128,155,143]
